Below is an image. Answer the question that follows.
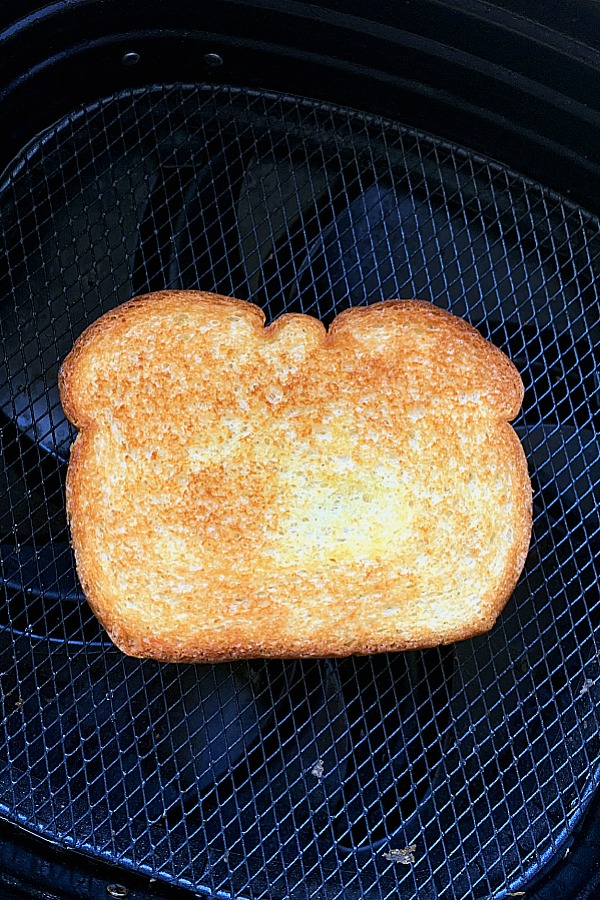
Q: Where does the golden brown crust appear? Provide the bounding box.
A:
[59,291,532,662]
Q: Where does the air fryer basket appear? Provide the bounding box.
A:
[0,83,599,900]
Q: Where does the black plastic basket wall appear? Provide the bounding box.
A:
[0,84,599,900]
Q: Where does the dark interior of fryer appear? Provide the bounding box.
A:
[0,83,599,900]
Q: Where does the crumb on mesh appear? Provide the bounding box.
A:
[311,759,325,779]
[383,844,417,865]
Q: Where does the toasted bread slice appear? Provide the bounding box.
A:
[59,291,532,662]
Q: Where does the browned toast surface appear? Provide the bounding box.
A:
[59,291,532,662]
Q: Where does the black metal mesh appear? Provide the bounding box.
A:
[0,83,599,900]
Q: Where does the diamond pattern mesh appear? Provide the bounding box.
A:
[0,83,599,900]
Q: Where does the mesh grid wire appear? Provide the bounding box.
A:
[0,83,599,900]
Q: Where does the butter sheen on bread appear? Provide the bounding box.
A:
[58,291,532,662]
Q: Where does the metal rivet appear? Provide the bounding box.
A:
[121,52,140,66]
[107,886,128,899]
[204,52,223,68]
